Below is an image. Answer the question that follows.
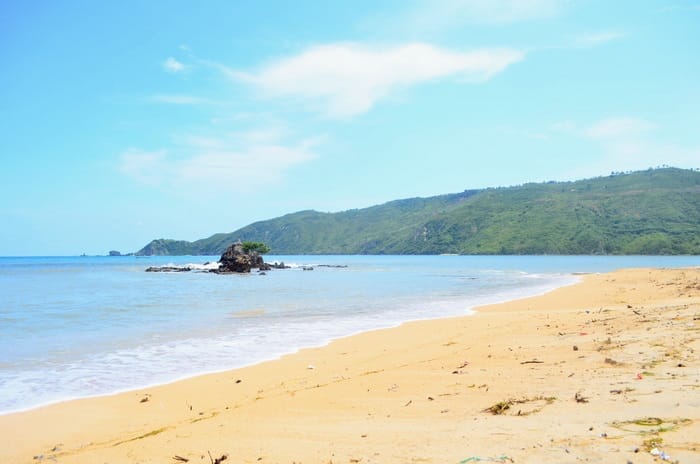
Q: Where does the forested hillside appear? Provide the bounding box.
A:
[136,168,700,255]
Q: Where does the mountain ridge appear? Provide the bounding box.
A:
[135,167,700,256]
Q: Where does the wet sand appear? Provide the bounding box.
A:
[1,267,698,463]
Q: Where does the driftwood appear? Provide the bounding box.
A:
[208,452,228,464]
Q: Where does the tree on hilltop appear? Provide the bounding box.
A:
[241,241,271,254]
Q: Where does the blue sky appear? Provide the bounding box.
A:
[1,0,699,255]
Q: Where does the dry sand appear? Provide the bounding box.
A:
[1,267,699,463]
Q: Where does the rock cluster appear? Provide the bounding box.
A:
[144,242,349,275]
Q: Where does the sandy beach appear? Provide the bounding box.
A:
[1,267,698,463]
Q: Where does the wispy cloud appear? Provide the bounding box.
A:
[549,120,577,134]
[549,117,656,139]
[574,31,626,48]
[176,140,318,186]
[657,4,700,13]
[593,139,700,173]
[549,116,699,174]
[393,0,564,31]
[163,57,186,73]
[147,94,215,105]
[233,42,524,117]
[118,133,321,192]
[118,149,168,185]
[582,117,656,139]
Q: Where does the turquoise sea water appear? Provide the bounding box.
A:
[0,255,698,414]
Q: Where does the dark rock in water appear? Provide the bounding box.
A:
[259,262,272,271]
[108,250,122,256]
[302,266,314,271]
[269,261,290,269]
[146,266,192,272]
[215,241,266,274]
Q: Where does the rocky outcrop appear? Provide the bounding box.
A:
[215,241,269,273]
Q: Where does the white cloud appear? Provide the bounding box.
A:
[118,134,320,192]
[163,57,186,73]
[236,43,525,117]
[582,117,656,139]
[574,31,626,48]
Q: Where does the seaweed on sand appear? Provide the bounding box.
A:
[484,396,556,416]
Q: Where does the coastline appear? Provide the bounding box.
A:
[1,267,699,463]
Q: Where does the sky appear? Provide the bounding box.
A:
[1,0,699,256]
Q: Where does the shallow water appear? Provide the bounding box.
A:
[0,254,697,414]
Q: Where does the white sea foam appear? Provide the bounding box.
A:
[187,261,221,271]
[2,254,695,414]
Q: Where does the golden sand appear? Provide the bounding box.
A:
[2,267,699,463]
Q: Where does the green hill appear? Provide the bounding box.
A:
[136,167,700,256]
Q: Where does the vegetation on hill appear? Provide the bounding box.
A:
[135,168,700,256]
[241,241,271,254]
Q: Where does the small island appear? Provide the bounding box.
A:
[214,241,269,273]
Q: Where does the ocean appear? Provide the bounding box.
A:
[1,254,698,414]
